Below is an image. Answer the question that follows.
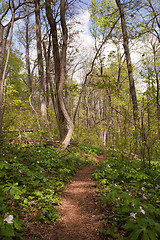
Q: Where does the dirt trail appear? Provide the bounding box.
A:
[25,155,107,240]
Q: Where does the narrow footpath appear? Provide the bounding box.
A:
[25,155,108,240]
[47,155,106,240]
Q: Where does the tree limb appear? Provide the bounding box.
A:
[73,17,120,124]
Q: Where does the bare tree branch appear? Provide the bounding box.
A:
[73,17,120,123]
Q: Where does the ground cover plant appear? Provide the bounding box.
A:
[79,144,103,156]
[93,148,160,240]
[0,140,92,239]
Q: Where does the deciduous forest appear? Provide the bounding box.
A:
[0,0,159,239]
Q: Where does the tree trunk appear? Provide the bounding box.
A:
[34,0,48,123]
[103,120,112,146]
[43,40,50,110]
[58,0,74,151]
[45,0,68,139]
[25,14,32,93]
[0,23,4,137]
[0,0,14,138]
[106,85,115,148]
[115,0,139,126]
[152,43,160,137]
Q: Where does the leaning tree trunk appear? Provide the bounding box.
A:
[45,0,68,139]
[115,0,139,126]
[57,0,74,151]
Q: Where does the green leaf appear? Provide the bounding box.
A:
[13,217,23,231]
[101,179,107,184]
[0,162,9,170]
[1,224,15,237]
[128,228,143,240]
[123,222,135,231]
[141,231,150,240]
[34,190,43,197]
[100,226,111,235]
[155,223,160,234]
[148,230,157,240]
[3,186,11,192]
[10,187,22,199]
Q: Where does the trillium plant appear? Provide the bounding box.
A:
[93,148,160,240]
[4,215,14,224]
[130,212,137,218]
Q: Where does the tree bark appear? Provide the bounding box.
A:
[45,0,68,139]
[152,43,160,137]
[0,23,4,137]
[0,0,15,138]
[115,0,139,126]
[34,0,48,123]
[103,121,112,146]
[43,40,50,110]
[25,14,32,93]
[58,0,74,151]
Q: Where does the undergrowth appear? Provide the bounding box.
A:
[93,148,160,240]
[0,140,94,239]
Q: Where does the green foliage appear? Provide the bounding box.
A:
[2,49,36,132]
[6,51,24,89]
[94,148,160,239]
[0,214,23,239]
[89,0,119,38]
[123,218,160,240]
[0,0,9,17]
[79,144,103,156]
[0,140,91,239]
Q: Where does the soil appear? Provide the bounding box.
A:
[24,154,114,240]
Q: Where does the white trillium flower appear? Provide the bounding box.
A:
[4,215,14,224]
[140,206,145,214]
[130,212,137,218]
[143,194,147,199]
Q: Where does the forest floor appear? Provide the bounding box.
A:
[24,153,115,240]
